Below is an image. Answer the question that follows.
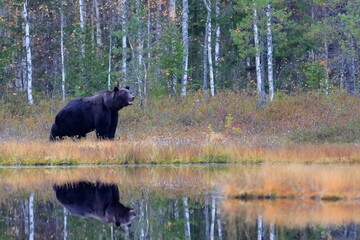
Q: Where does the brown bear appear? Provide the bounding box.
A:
[53,181,136,227]
[49,86,134,141]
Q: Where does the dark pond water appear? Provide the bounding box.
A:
[0,165,359,240]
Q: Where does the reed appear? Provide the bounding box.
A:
[221,164,360,199]
[221,198,360,227]
[1,139,360,165]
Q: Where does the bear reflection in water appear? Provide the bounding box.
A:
[53,181,135,227]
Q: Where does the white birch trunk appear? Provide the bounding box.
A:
[215,0,221,86]
[169,0,176,22]
[204,0,215,97]
[107,24,113,90]
[63,208,68,240]
[203,21,208,99]
[120,0,127,84]
[210,197,216,240]
[94,0,102,46]
[23,0,34,105]
[183,197,191,240]
[137,41,144,106]
[60,0,66,100]
[79,0,85,58]
[266,4,274,102]
[217,205,223,240]
[181,0,189,96]
[324,40,329,96]
[269,223,275,240]
[204,194,210,239]
[29,192,35,240]
[257,215,263,240]
[253,8,265,107]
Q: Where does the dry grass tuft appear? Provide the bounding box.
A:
[221,198,360,227]
[1,140,360,165]
[221,164,360,199]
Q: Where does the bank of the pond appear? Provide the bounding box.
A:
[1,140,360,165]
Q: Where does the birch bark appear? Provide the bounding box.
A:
[23,0,34,105]
[183,197,191,240]
[29,193,34,240]
[120,0,127,84]
[94,0,102,46]
[266,4,274,101]
[215,0,221,86]
[204,0,215,97]
[181,0,189,96]
[253,8,266,107]
[60,0,66,100]
[79,0,85,58]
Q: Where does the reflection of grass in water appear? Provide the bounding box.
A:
[0,166,218,201]
[222,164,360,199]
[221,198,360,227]
[1,140,360,165]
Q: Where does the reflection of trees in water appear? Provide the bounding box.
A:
[1,193,360,239]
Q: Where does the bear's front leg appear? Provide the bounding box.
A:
[95,113,111,139]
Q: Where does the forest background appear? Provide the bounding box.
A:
[0,0,360,146]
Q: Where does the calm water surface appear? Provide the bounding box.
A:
[0,164,359,240]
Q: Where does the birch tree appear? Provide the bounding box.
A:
[181,0,189,96]
[253,8,266,107]
[107,23,113,90]
[60,0,66,100]
[257,215,263,240]
[204,0,215,97]
[23,0,34,105]
[266,4,274,102]
[215,0,221,87]
[29,193,35,240]
[94,0,102,46]
[79,0,86,58]
[183,197,191,240]
[120,0,127,84]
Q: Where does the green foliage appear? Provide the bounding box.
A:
[157,23,186,95]
[302,61,325,90]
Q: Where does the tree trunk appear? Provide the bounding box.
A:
[94,0,102,46]
[29,193,35,240]
[183,197,191,240]
[204,194,210,239]
[266,4,274,102]
[215,0,221,87]
[60,0,66,100]
[257,215,263,240]
[107,24,113,90]
[63,208,68,240]
[210,197,216,240]
[269,223,275,240]
[253,8,266,108]
[203,19,209,99]
[169,0,176,22]
[79,0,86,58]
[217,205,223,240]
[181,0,189,96]
[324,40,329,96]
[23,0,34,105]
[204,0,215,97]
[120,0,127,84]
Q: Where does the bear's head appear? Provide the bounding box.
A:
[110,86,135,110]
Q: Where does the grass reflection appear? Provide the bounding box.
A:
[221,198,360,227]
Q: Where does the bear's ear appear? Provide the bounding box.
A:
[124,85,130,90]
[113,86,119,92]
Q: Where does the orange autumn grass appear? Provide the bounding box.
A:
[221,198,360,228]
[1,139,360,165]
[222,164,360,199]
[0,166,216,202]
